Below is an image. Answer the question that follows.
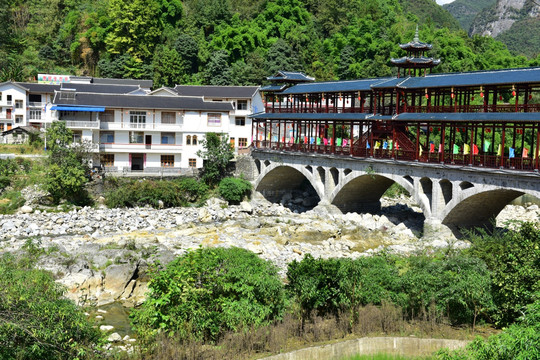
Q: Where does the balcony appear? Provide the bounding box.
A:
[63,120,99,129]
[27,102,43,108]
[99,143,183,153]
[100,122,183,131]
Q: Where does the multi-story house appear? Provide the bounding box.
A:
[0,78,262,174]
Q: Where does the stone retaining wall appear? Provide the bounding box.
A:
[262,337,469,360]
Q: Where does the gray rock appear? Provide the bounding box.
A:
[20,205,33,214]
[107,332,122,342]
[100,325,114,332]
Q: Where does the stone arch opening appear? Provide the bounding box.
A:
[254,159,261,175]
[419,177,433,211]
[459,181,474,190]
[443,189,524,236]
[330,167,339,187]
[264,160,270,167]
[256,166,321,212]
[440,179,453,205]
[344,168,352,176]
[332,174,396,213]
[317,167,325,186]
[306,165,313,173]
[404,175,413,186]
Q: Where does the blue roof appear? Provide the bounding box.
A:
[260,84,286,92]
[50,105,105,112]
[397,67,540,89]
[281,78,390,94]
[395,112,540,122]
[267,71,315,82]
[250,113,390,121]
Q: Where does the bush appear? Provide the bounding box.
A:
[105,178,209,208]
[0,254,101,359]
[131,247,286,343]
[436,296,540,360]
[0,190,26,214]
[218,177,252,204]
[287,255,402,327]
[466,222,540,327]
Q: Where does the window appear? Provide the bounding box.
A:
[238,138,248,148]
[237,100,248,110]
[129,131,144,144]
[72,130,82,143]
[100,110,114,122]
[235,117,246,126]
[186,135,191,145]
[100,131,114,143]
[188,158,197,168]
[59,90,75,100]
[15,116,22,124]
[100,154,114,167]
[29,110,41,120]
[161,155,174,167]
[161,112,176,124]
[29,94,41,103]
[230,137,235,148]
[161,132,175,144]
[192,135,198,145]
[15,100,23,109]
[58,111,77,119]
[207,113,221,126]
[7,95,12,105]
[130,111,146,128]
[0,124,4,132]
[0,92,2,101]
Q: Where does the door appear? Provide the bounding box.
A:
[131,154,144,171]
[6,109,11,119]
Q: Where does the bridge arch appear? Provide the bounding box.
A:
[441,186,540,234]
[254,163,324,204]
[329,172,418,214]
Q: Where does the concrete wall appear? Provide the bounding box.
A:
[262,337,469,360]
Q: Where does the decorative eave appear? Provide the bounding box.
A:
[391,57,441,68]
[398,25,433,51]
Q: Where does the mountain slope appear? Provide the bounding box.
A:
[443,0,496,31]
[470,0,539,37]
[399,0,461,31]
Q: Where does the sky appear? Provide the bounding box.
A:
[436,0,455,4]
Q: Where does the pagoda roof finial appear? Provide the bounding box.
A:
[414,25,419,43]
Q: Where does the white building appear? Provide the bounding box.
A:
[0,79,262,174]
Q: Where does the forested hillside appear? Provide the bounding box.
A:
[0,0,538,87]
[443,0,496,32]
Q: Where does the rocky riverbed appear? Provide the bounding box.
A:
[1,192,538,309]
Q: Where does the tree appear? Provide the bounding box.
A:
[174,33,200,75]
[264,39,302,76]
[45,122,91,204]
[152,45,185,87]
[197,132,234,185]
[131,247,286,342]
[337,45,355,80]
[0,253,101,359]
[204,50,233,85]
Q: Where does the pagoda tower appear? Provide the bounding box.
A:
[391,26,441,78]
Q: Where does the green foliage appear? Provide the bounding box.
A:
[105,178,208,208]
[131,247,286,342]
[44,122,91,205]
[466,222,540,327]
[218,177,252,204]
[0,190,26,214]
[0,254,101,360]
[204,50,233,85]
[436,297,540,360]
[197,132,234,186]
[287,254,402,325]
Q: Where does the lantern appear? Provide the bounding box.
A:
[530,94,533,100]
[429,127,433,132]
[471,96,475,101]
[512,85,516,97]
[499,95,503,101]
[480,86,484,98]
[450,87,455,99]
[486,128,491,133]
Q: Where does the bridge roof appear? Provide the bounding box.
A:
[250,112,391,121]
[280,78,392,94]
[395,112,540,122]
[395,67,540,89]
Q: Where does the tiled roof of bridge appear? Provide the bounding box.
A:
[395,112,540,122]
[280,78,392,94]
[396,67,540,89]
[250,112,391,121]
[173,85,259,98]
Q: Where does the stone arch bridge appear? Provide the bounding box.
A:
[240,149,540,237]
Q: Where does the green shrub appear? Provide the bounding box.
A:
[287,255,402,326]
[436,296,540,360]
[218,177,252,204]
[0,190,26,214]
[0,175,11,190]
[131,247,286,342]
[0,158,21,177]
[0,254,101,359]
[466,222,540,327]
[105,179,209,208]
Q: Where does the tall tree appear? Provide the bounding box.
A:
[204,50,233,85]
[265,39,302,76]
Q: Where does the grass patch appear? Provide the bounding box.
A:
[0,190,25,214]
[0,144,45,155]
[342,354,432,360]
[383,183,410,198]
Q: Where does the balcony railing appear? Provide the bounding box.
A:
[64,120,99,129]
[27,102,43,108]
[100,122,183,131]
